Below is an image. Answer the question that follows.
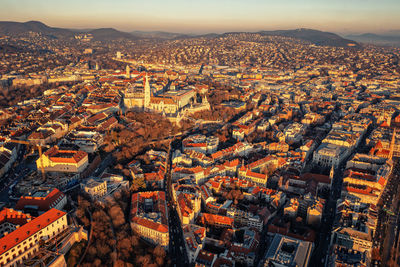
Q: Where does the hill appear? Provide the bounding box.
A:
[130,30,192,40]
[0,21,360,47]
[88,28,137,41]
[346,33,400,47]
[0,20,74,38]
[0,21,137,41]
[258,28,359,47]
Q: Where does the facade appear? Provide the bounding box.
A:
[226,208,263,231]
[124,77,148,109]
[0,208,68,267]
[28,121,68,146]
[199,213,234,229]
[81,179,107,200]
[173,183,202,225]
[182,135,219,155]
[342,154,392,205]
[331,227,372,253]
[63,130,104,153]
[124,73,196,116]
[36,146,89,173]
[313,143,348,168]
[183,224,206,263]
[284,122,306,144]
[0,143,18,178]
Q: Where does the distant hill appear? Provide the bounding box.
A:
[88,28,137,41]
[0,21,137,41]
[346,33,400,47]
[130,30,192,39]
[0,20,74,38]
[0,21,360,47]
[257,28,359,47]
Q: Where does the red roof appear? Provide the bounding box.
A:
[246,170,266,179]
[346,186,376,196]
[15,189,65,212]
[201,213,233,226]
[377,176,387,187]
[0,209,66,255]
[45,146,88,164]
[98,116,118,131]
[132,217,168,233]
[380,121,389,128]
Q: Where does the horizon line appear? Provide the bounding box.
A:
[2,19,400,36]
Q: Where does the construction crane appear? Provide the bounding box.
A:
[7,139,46,180]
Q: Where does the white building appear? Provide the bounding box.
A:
[81,179,107,200]
[313,143,348,168]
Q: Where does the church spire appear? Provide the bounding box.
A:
[144,73,151,108]
[126,65,130,78]
[329,165,335,180]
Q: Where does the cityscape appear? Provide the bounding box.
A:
[1,1,400,267]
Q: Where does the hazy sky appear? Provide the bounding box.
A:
[1,0,400,34]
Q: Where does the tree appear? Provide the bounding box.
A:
[108,205,126,229]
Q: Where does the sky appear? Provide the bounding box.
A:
[1,0,400,34]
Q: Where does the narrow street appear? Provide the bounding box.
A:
[165,139,190,266]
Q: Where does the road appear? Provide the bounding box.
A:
[165,138,190,266]
[310,160,347,266]
[380,160,400,265]
[92,153,114,177]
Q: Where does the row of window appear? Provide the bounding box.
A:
[0,218,66,266]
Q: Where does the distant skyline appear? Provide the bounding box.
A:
[1,0,400,34]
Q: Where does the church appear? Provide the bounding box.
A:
[123,70,202,119]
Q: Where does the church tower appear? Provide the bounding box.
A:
[126,65,131,79]
[329,165,335,186]
[203,95,211,110]
[144,73,151,108]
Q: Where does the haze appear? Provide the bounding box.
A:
[1,0,400,34]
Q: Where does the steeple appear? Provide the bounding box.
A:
[144,73,151,108]
[126,65,130,79]
[329,165,335,180]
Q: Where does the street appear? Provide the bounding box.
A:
[0,145,35,203]
[165,138,190,266]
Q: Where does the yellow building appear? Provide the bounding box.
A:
[36,146,88,173]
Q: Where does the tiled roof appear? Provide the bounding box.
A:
[132,217,168,233]
[0,209,66,255]
[44,146,87,164]
[15,188,65,212]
